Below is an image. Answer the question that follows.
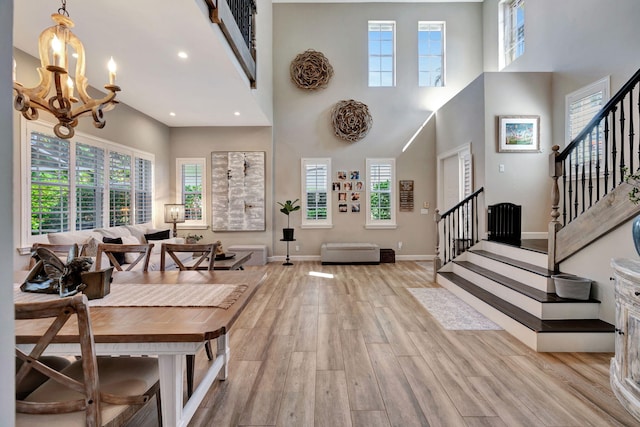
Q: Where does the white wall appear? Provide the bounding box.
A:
[272,2,483,258]
[1,0,15,420]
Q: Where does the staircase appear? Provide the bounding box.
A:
[436,239,615,352]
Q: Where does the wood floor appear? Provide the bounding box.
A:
[132,261,638,427]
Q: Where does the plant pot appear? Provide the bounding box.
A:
[552,274,592,300]
[633,214,640,256]
[282,228,295,241]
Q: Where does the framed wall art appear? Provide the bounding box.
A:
[211,151,265,231]
[497,115,540,153]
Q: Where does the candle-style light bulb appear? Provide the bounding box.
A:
[108,57,117,85]
[51,35,62,67]
[66,76,74,99]
[12,58,16,81]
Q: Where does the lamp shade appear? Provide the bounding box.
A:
[164,204,186,223]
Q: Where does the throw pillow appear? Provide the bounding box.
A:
[102,236,124,266]
[144,229,171,241]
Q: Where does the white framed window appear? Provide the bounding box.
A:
[301,158,332,228]
[22,120,154,246]
[418,22,445,87]
[499,0,525,69]
[366,158,396,229]
[368,21,396,87]
[565,77,610,168]
[176,158,207,228]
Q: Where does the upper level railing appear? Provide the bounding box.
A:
[202,0,257,87]
[434,187,484,271]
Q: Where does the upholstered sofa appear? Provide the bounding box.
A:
[42,223,191,271]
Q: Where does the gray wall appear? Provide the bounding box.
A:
[169,126,274,254]
[272,2,484,258]
[2,0,15,420]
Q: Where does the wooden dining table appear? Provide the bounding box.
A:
[14,269,267,427]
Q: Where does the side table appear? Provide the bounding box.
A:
[280,238,295,266]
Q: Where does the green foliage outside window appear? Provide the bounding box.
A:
[370,180,391,220]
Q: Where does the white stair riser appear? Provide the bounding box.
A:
[452,264,600,320]
[466,252,552,292]
[480,240,548,268]
[438,274,613,352]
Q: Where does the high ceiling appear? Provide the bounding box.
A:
[13,0,270,127]
[13,0,481,128]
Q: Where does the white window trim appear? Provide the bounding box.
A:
[565,76,610,145]
[21,118,155,248]
[365,158,397,229]
[175,157,208,229]
[498,0,524,70]
[368,20,397,88]
[418,21,446,87]
[301,157,332,229]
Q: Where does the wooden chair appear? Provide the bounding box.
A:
[159,242,219,271]
[95,243,154,272]
[159,242,219,397]
[28,243,81,269]
[15,294,161,426]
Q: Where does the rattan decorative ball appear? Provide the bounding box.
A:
[330,99,373,142]
[290,49,334,90]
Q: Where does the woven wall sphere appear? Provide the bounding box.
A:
[330,99,373,142]
[290,49,334,90]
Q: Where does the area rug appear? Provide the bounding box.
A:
[408,288,502,330]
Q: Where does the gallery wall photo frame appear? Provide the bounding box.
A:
[497,115,541,153]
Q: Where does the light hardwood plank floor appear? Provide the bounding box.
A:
[128,261,638,427]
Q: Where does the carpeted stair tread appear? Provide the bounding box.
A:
[439,272,613,333]
[453,260,600,303]
[469,249,555,277]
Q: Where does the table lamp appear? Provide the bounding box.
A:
[164,204,185,237]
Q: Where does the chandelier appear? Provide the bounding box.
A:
[12,0,120,139]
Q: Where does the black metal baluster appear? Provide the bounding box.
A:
[588,132,594,207]
[581,139,586,213]
[612,107,618,188]
[620,100,626,183]
[630,87,635,173]
[595,124,601,201]
[562,157,567,225]
[604,116,610,193]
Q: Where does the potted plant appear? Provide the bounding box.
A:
[278,199,300,241]
[185,233,203,244]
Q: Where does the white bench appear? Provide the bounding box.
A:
[320,243,380,265]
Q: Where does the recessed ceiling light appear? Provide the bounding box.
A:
[178,51,188,59]
[234,111,240,116]
[169,112,176,117]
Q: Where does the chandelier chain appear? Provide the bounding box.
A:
[58,0,69,17]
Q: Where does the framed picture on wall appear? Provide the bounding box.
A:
[497,115,540,153]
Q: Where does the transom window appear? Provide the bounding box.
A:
[418,22,445,87]
[499,0,525,69]
[176,158,207,228]
[366,158,396,228]
[301,158,332,228]
[368,21,396,87]
[22,120,154,246]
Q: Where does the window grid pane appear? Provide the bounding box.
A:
[181,163,204,221]
[305,163,328,220]
[30,132,70,235]
[418,22,444,87]
[368,22,395,87]
[109,152,132,226]
[504,0,525,65]
[135,157,153,224]
[369,163,392,220]
[76,143,104,230]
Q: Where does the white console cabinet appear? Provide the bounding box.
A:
[611,258,640,422]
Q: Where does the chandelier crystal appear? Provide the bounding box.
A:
[13,1,120,139]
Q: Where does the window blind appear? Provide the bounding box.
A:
[135,157,153,224]
[31,132,70,235]
[181,163,203,221]
[76,142,104,230]
[305,163,328,220]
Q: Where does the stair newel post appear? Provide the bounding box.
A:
[549,145,562,273]
[433,209,442,282]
